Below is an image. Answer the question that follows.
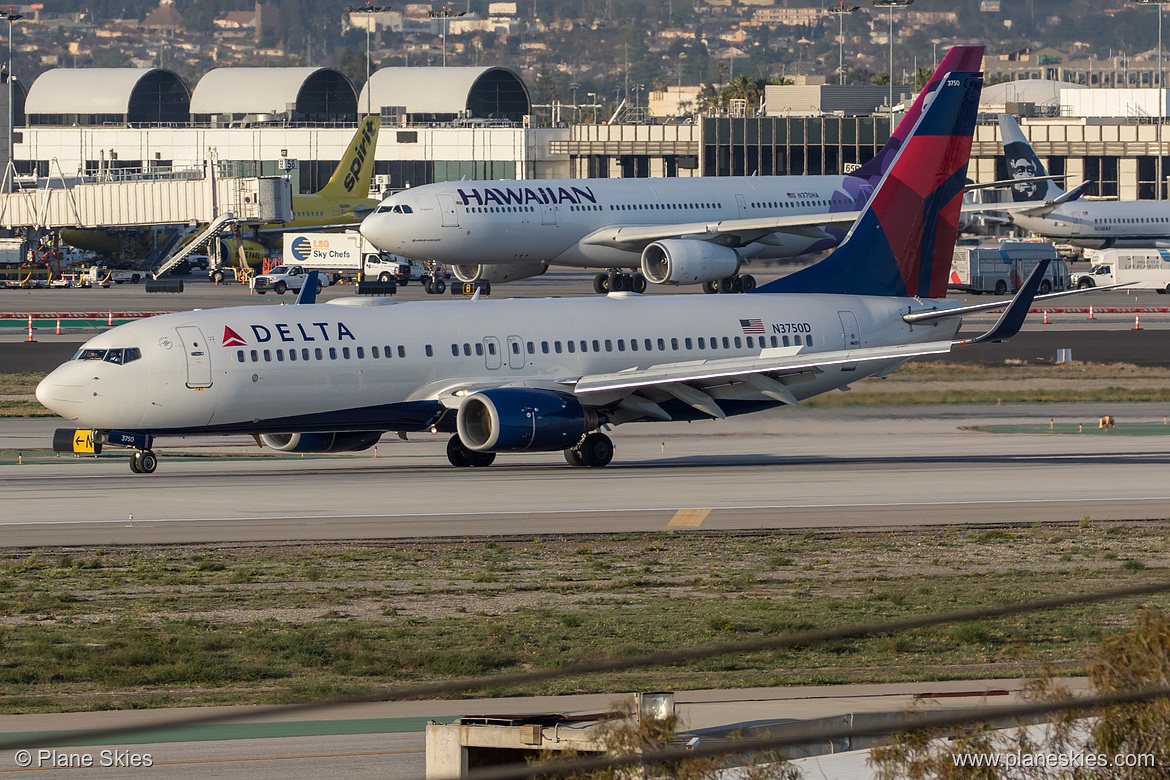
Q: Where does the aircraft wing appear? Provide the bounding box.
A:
[579,211,862,251]
[561,341,952,421]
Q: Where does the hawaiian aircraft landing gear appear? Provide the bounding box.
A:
[704,275,756,294]
[593,271,647,294]
[446,435,495,467]
[129,449,158,474]
[564,432,614,468]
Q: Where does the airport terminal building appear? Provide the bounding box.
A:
[9,64,1170,203]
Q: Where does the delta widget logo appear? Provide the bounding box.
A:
[222,326,247,347]
[290,236,313,263]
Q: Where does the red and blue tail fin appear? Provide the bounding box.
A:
[851,46,984,183]
[754,71,983,299]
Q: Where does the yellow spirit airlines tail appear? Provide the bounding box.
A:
[316,115,381,199]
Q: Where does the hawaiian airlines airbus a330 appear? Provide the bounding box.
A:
[358,48,985,294]
[40,68,1050,475]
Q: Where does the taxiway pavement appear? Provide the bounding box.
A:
[4,404,1169,546]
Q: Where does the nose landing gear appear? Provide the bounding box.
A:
[129,449,158,474]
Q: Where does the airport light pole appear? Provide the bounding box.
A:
[1134,0,1170,199]
[346,2,391,117]
[868,0,914,122]
[1,9,20,192]
[827,3,859,86]
[428,7,466,67]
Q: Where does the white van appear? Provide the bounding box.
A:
[1073,249,1170,293]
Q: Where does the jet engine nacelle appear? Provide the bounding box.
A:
[640,240,742,285]
[259,432,383,453]
[451,263,548,284]
[456,388,599,452]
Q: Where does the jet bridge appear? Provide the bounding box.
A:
[0,163,291,230]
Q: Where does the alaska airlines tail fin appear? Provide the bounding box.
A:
[316,115,381,199]
[755,71,983,299]
[998,114,1064,203]
[852,46,984,182]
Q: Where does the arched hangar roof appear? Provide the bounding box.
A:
[190,67,356,122]
[25,68,189,123]
[359,66,530,121]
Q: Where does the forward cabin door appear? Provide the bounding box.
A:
[438,194,459,227]
[176,326,213,388]
[837,311,860,372]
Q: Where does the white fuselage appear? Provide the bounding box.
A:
[1012,199,1170,249]
[359,176,872,270]
[37,292,959,437]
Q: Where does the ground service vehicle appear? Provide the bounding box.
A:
[251,264,328,295]
[1073,248,1170,292]
[81,266,142,286]
[950,242,1067,295]
[282,231,438,289]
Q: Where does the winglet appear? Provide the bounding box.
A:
[955,258,1049,345]
[1047,180,1092,206]
[296,271,319,305]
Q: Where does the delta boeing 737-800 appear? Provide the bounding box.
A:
[359,48,985,295]
[40,68,1062,475]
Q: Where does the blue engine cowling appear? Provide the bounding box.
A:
[456,388,598,452]
[259,432,384,453]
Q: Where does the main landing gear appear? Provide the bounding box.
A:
[129,449,158,474]
[446,435,496,467]
[593,271,647,294]
[564,432,614,468]
[702,274,756,294]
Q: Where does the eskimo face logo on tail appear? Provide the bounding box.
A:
[1005,142,1045,202]
[222,326,247,347]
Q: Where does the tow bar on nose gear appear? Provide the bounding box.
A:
[52,428,158,473]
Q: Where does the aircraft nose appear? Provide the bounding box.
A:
[36,369,83,417]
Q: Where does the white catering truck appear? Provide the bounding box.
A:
[949,241,1068,295]
[1073,248,1170,293]
[279,231,428,284]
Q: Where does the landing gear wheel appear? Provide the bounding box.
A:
[702,280,718,294]
[446,435,472,467]
[564,448,585,467]
[593,274,608,294]
[741,274,756,292]
[632,275,647,293]
[468,450,495,467]
[131,450,157,474]
[607,272,624,292]
[211,270,225,284]
[577,432,614,468]
[718,276,738,294]
[432,278,446,295]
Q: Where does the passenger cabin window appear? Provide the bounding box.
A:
[425,345,434,357]
[237,350,245,363]
[398,346,406,358]
[475,343,484,356]
[329,348,337,360]
[315,348,323,360]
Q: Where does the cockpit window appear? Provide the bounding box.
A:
[73,347,141,364]
[399,204,413,214]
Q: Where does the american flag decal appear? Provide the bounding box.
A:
[739,318,764,334]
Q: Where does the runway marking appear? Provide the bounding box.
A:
[668,508,711,527]
[3,495,1170,527]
